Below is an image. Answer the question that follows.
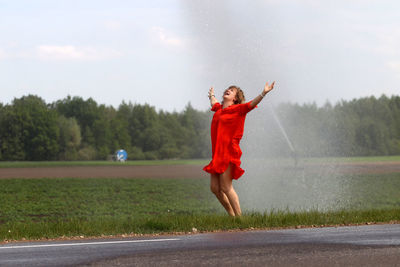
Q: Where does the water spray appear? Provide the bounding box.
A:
[268,104,298,166]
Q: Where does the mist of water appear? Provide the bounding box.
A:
[181,1,351,212]
[236,105,351,212]
[269,104,296,155]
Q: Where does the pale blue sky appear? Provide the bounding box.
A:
[1,0,399,111]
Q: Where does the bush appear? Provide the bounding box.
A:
[96,146,110,160]
[128,146,145,160]
[159,144,180,159]
[78,146,97,160]
[144,151,159,160]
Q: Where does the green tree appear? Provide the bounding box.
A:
[2,93,400,161]
[92,112,113,159]
[129,104,160,153]
[1,95,59,160]
[54,96,100,147]
[180,103,211,158]
[0,105,25,160]
[0,103,4,160]
[112,103,132,151]
[58,116,81,160]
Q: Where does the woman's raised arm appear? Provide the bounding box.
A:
[250,81,275,108]
[208,87,219,107]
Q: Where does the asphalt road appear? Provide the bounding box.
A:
[1,224,400,267]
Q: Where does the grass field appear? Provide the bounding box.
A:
[0,159,209,168]
[0,155,399,168]
[303,155,400,163]
[1,171,400,241]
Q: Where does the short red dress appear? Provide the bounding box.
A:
[203,101,256,179]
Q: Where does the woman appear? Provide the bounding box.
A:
[203,81,275,216]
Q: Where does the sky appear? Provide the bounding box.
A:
[0,0,399,111]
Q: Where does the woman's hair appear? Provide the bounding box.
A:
[224,85,245,104]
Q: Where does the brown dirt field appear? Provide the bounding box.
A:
[0,165,208,179]
[0,161,400,179]
[305,161,400,174]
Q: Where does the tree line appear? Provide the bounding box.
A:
[0,94,399,161]
[0,95,210,161]
[272,94,400,157]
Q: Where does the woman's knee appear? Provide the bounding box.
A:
[210,183,220,195]
[210,174,221,195]
[220,182,232,194]
[220,170,233,194]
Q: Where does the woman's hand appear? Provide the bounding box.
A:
[249,81,276,108]
[262,81,275,96]
[208,87,215,98]
[208,87,218,107]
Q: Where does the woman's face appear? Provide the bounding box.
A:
[223,87,237,102]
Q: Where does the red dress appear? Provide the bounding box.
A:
[203,101,256,179]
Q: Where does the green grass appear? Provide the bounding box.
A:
[1,155,399,168]
[0,178,218,221]
[1,173,400,241]
[302,155,400,163]
[2,209,400,241]
[0,159,209,168]
[346,173,400,210]
[0,177,219,240]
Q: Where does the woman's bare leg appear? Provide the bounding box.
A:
[220,164,242,216]
[210,173,235,216]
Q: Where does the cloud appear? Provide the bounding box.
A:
[36,45,122,61]
[375,30,400,58]
[37,45,84,60]
[0,48,6,60]
[387,61,400,78]
[151,27,184,47]
[104,20,122,31]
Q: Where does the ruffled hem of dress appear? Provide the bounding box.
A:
[203,160,245,180]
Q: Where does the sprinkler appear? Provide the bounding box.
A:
[269,104,298,166]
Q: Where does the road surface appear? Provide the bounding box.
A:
[1,224,400,266]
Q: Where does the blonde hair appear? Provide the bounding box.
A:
[223,85,245,105]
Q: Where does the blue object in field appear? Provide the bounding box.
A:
[115,149,128,162]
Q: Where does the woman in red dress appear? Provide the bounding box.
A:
[203,82,275,216]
